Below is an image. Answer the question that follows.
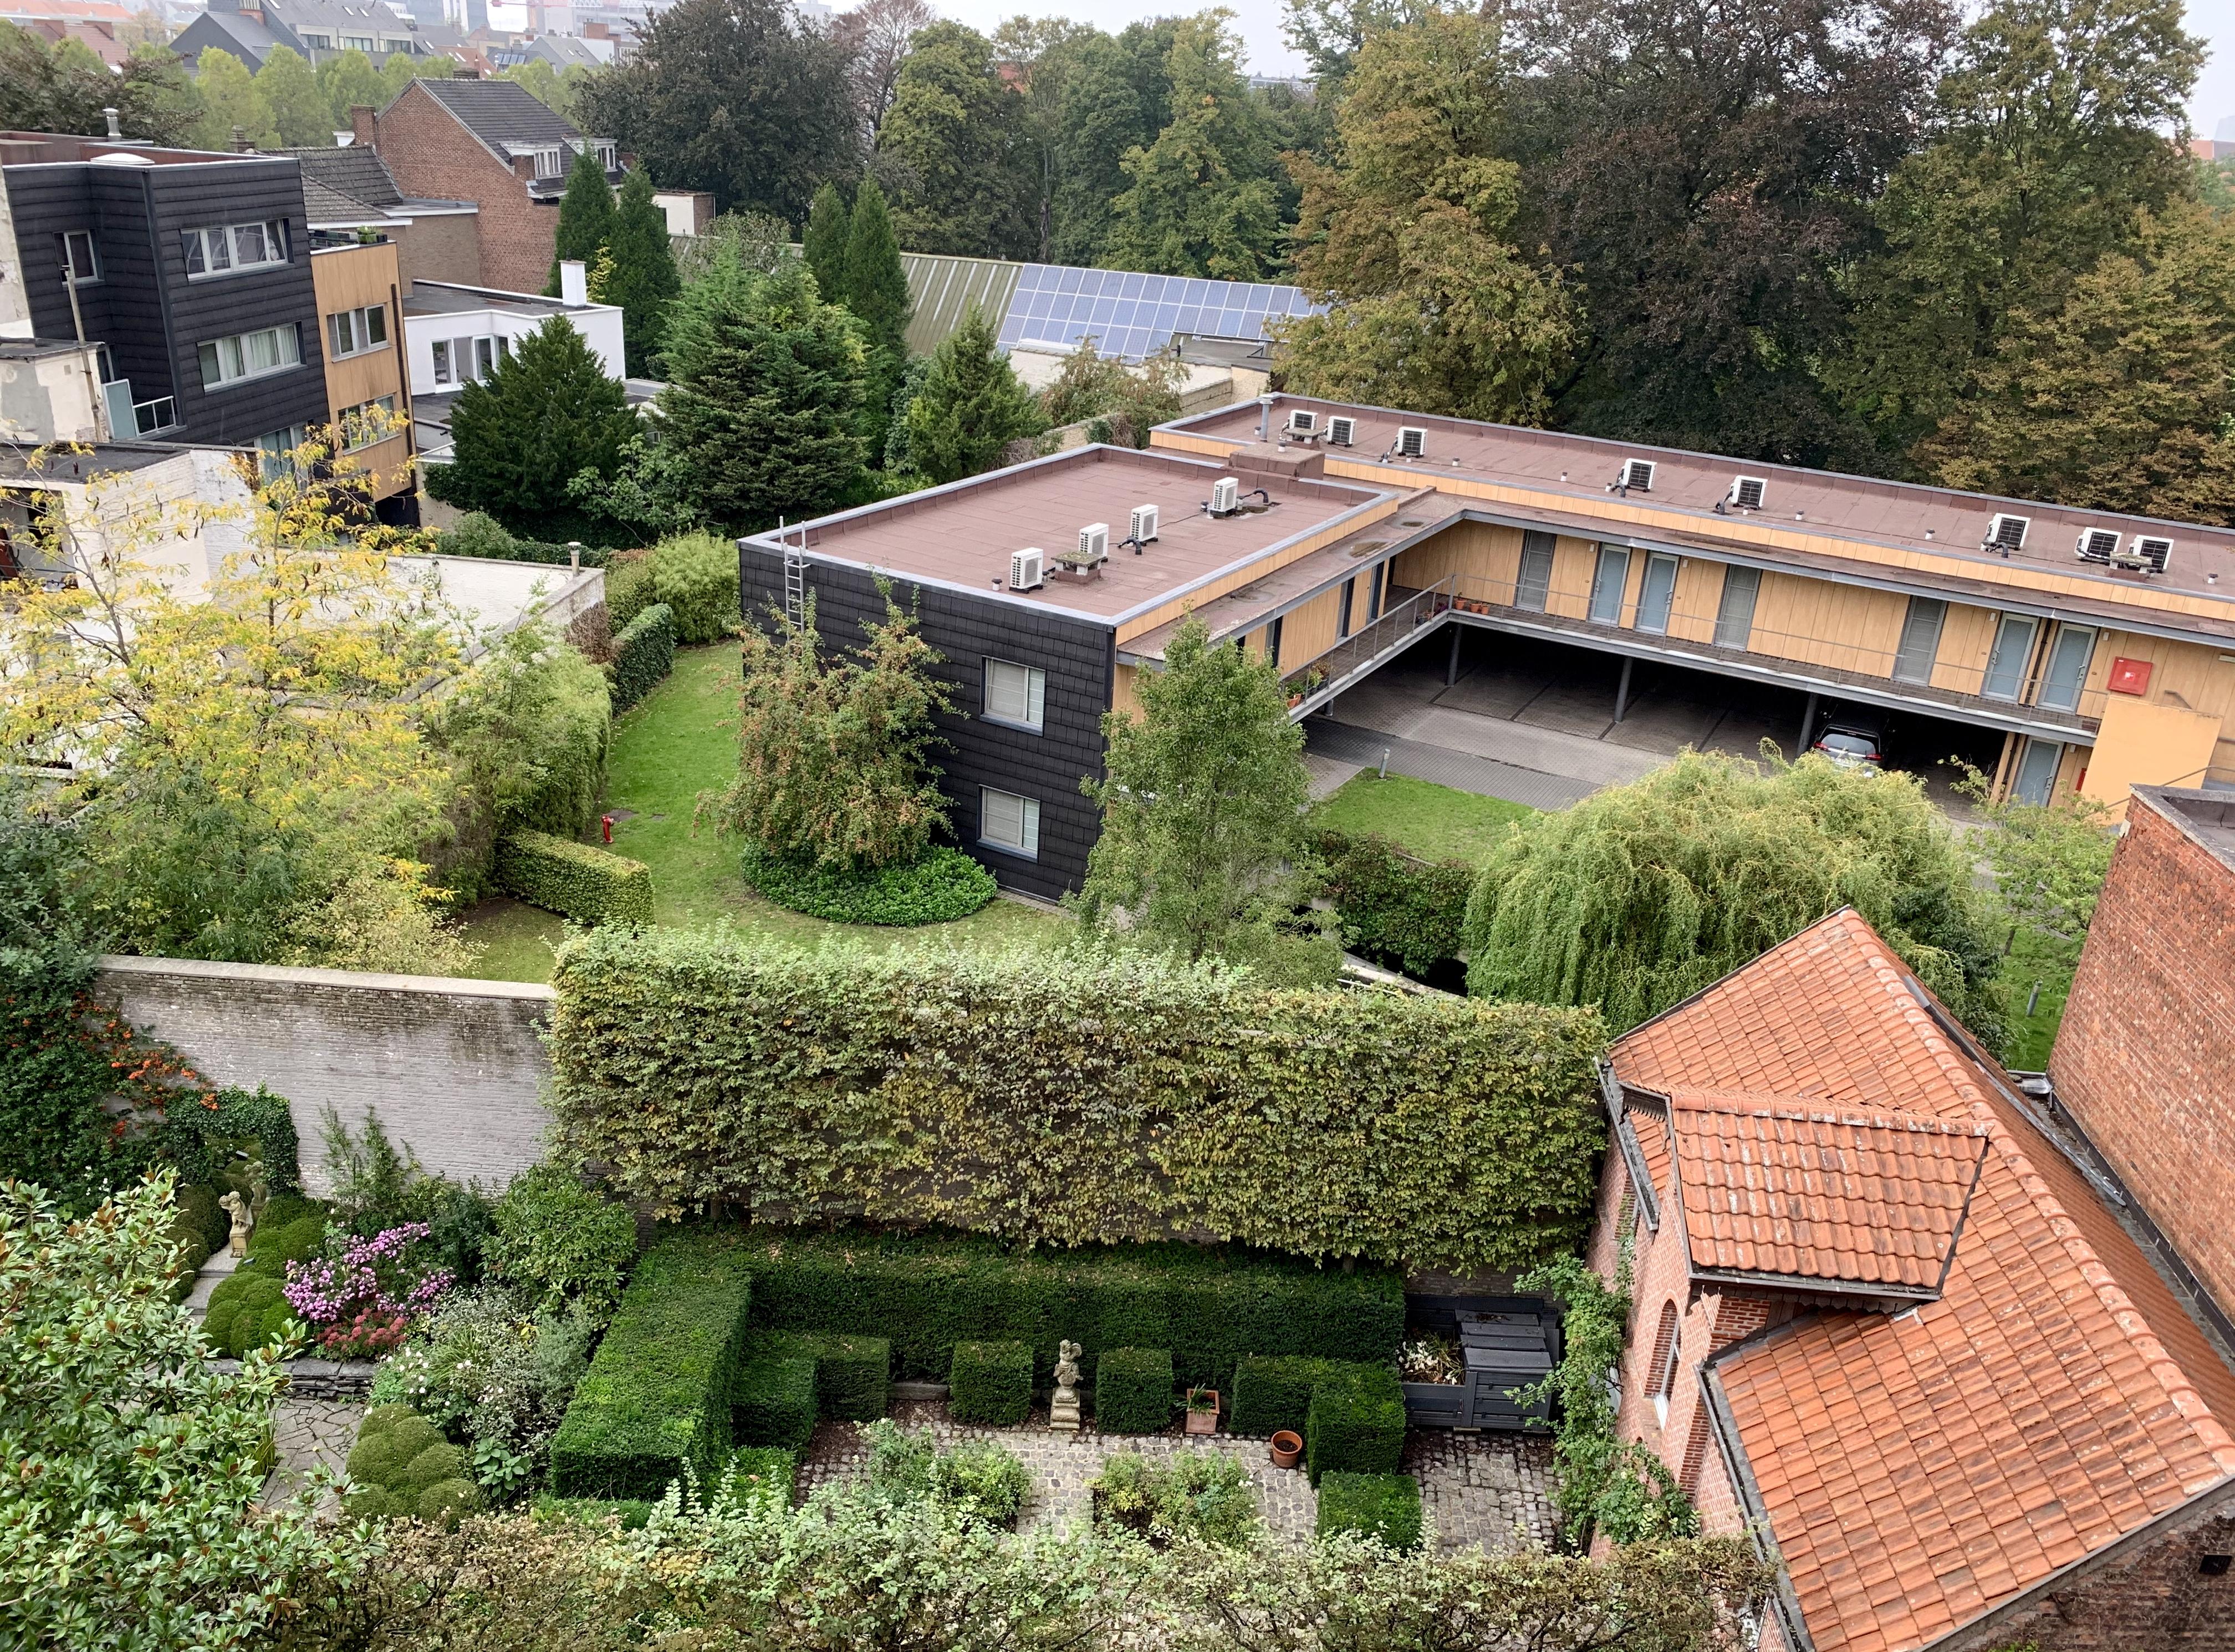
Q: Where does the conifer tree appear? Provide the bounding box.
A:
[656,257,868,529]
[545,145,615,294]
[899,302,1043,483]
[603,169,682,377]
[841,177,911,458]
[803,181,851,303]
[253,45,330,146]
[424,317,639,543]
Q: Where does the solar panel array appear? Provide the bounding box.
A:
[995,264,1321,363]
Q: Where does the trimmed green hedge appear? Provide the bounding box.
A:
[1317,1471,1423,1550]
[159,1086,300,1194]
[1314,829,1473,980]
[608,602,676,715]
[498,830,654,925]
[798,1332,889,1420]
[548,1231,753,1500]
[1305,1364,1406,1485]
[949,1340,1033,1425]
[436,512,610,568]
[548,930,1606,1271]
[738,843,996,926]
[732,1349,818,1449]
[1231,1355,1347,1438]
[1094,1347,1173,1434]
[733,1228,1402,1392]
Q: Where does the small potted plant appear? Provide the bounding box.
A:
[1269,1429,1304,1469]
[1184,1386,1221,1436]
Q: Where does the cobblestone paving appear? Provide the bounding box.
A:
[798,1401,1555,1553]
[262,1398,363,1511]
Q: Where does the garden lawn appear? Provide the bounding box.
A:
[1997,925,2078,1071]
[453,644,1065,983]
[1310,772,1534,865]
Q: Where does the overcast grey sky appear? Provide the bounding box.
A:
[846,0,2235,136]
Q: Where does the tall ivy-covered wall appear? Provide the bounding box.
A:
[547,928,1608,1272]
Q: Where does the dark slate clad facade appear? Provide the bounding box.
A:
[4,156,327,451]
[739,545,1114,902]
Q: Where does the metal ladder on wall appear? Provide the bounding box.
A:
[778,517,807,626]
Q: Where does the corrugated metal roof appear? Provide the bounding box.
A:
[900,252,1022,358]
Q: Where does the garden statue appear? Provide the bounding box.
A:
[218,1190,255,1258]
[1049,1338,1082,1432]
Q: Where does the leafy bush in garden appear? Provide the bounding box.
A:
[863,1420,1031,1527]
[626,531,738,644]
[283,1222,454,1356]
[1094,1347,1175,1434]
[733,1227,1402,1391]
[3,1174,356,1650]
[319,1108,494,1285]
[948,1339,1033,1425]
[203,1205,330,1355]
[487,1163,638,1320]
[737,841,995,925]
[606,601,676,713]
[1316,1471,1423,1550]
[1314,828,1474,979]
[435,511,609,567]
[1091,1451,1256,1546]
[1304,1365,1406,1484]
[548,1229,753,1500]
[498,830,655,924]
[548,929,1606,1271]
[158,1085,300,1195]
[345,1404,483,1522]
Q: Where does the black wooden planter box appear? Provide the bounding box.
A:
[1400,1303,1557,1431]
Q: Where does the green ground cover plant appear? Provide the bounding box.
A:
[1310,772,1534,864]
[863,1420,1032,1526]
[1316,1471,1424,1550]
[1090,1450,1256,1547]
[729,1227,1404,1391]
[738,841,995,925]
[549,928,1605,1270]
[1094,1346,1175,1434]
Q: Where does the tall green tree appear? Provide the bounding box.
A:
[1046,24,1171,266]
[875,21,1038,257]
[840,176,911,457]
[1075,614,1334,984]
[1834,0,2206,471]
[575,0,857,223]
[656,257,867,529]
[1462,748,2003,1043]
[899,302,1043,482]
[186,47,275,150]
[991,16,1100,259]
[1280,0,1430,85]
[1502,0,1951,467]
[253,45,331,146]
[547,145,617,294]
[116,45,203,146]
[424,318,641,544]
[376,50,457,101]
[317,46,385,129]
[1,24,110,134]
[1280,8,1573,421]
[802,181,852,302]
[604,169,682,378]
[1102,14,1284,279]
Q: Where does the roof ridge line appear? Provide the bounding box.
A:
[1667,1088,1994,1136]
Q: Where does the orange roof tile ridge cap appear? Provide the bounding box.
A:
[1664,1087,1993,1137]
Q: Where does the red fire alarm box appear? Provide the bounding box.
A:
[2107,656,2153,696]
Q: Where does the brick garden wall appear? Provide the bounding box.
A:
[96,955,553,1194]
[2050,792,2235,1319]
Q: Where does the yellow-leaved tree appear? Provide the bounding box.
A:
[0,427,477,971]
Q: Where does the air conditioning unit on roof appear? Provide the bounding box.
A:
[2118,536,2173,574]
[1211,476,1240,516]
[1010,547,1044,590]
[1079,522,1109,562]
[1129,503,1160,544]
[1729,476,1765,511]
[1285,409,1318,436]
[2076,528,2120,564]
[1619,458,1655,492]
[1987,513,2029,552]
[1327,415,1356,447]
[1396,426,1427,459]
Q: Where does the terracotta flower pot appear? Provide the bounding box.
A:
[1185,1387,1221,1435]
[1269,1430,1304,1469]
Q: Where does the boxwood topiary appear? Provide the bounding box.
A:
[738,843,996,927]
[498,831,655,925]
[795,1332,889,1421]
[1094,1347,1174,1435]
[417,1478,482,1527]
[732,1352,818,1449]
[205,1274,297,1358]
[1316,1471,1423,1550]
[948,1340,1032,1426]
[1230,1355,1345,1438]
[1304,1365,1406,1485]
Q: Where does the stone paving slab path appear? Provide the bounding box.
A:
[262,1398,363,1512]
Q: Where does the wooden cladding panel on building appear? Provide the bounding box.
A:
[1747,572,1907,678]
[310,243,411,502]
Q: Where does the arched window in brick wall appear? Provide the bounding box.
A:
[1648,1299,1681,1427]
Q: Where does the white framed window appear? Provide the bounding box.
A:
[983,658,1045,732]
[435,334,507,386]
[1983,613,2039,702]
[58,230,100,285]
[327,303,390,359]
[532,146,566,177]
[197,323,302,389]
[979,788,1040,859]
[342,33,374,50]
[2038,624,2095,712]
[181,219,290,279]
[1892,596,1946,685]
[337,394,400,451]
[1714,564,1759,649]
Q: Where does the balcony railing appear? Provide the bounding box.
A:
[1280,577,1455,718]
[99,380,178,439]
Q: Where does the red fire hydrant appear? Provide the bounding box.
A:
[601,813,614,844]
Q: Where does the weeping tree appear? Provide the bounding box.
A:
[1463,748,2004,1043]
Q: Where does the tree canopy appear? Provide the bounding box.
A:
[254,44,330,146]
[876,22,1039,258]
[604,169,683,378]
[0,24,201,145]
[899,302,1044,483]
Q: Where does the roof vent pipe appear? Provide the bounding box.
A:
[1257,394,1273,441]
[103,106,121,140]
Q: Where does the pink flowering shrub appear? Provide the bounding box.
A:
[284,1222,453,1347]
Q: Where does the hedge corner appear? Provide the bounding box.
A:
[1230,1355,1339,1438]
[1305,1364,1406,1485]
[948,1340,1033,1426]
[1095,1347,1175,1435]
[1316,1471,1423,1551]
[497,829,654,925]
[732,1352,819,1450]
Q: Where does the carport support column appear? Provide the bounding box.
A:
[1799,692,1819,758]
[1613,656,1634,724]
[1445,624,1462,686]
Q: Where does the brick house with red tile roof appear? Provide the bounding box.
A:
[1586,907,2235,1650]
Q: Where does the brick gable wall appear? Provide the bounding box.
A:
[360,84,553,294]
[2050,797,2235,1323]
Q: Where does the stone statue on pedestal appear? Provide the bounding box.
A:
[1049,1339,1083,1432]
[218,1190,255,1258]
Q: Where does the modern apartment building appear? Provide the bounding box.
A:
[741,396,2235,898]
[172,0,446,69]
[0,135,331,472]
[308,237,415,519]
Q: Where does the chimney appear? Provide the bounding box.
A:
[559,259,587,305]
[232,124,254,154]
[350,104,375,146]
[103,106,121,140]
